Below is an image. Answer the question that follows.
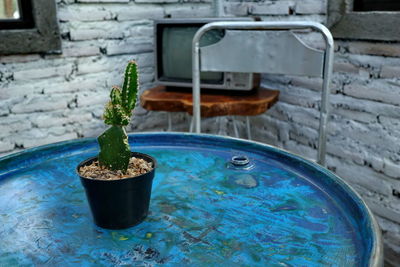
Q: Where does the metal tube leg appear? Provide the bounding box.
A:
[217,117,222,135]
[167,113,172,132]
[246,116,251,140]
[189,116,194,133]
[192,36,201,133]
[317,27,334,166]
[232,116,239,138]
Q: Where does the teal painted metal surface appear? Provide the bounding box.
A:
[0,133,381,266]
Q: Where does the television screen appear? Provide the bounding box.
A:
[154,18,255,91]
[159,25,224,84]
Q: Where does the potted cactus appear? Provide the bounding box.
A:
[76,61,156,229]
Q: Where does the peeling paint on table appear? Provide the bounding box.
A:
[0,133,380,266]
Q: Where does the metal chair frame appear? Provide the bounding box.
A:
[192,21,334,166]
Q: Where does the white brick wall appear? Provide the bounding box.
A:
[0,0,399,264]
[0,0,213,155]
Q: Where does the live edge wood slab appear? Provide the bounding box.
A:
[140,85,280,118]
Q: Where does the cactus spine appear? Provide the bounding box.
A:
[98,61,138,173]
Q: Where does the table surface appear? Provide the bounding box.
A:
[140,85,280,117]
[0,133,380,266]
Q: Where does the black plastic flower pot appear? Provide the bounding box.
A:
[76,152,156,230]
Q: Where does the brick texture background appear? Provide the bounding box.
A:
[0,0,399,264]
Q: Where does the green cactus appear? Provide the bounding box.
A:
[98,61,139,173]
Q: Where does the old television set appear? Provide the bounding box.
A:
[154,18,257,91]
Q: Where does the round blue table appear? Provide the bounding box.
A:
[0,133,382,266]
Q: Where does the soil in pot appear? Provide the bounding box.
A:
[77,152,156,230]
[79,156,153,180]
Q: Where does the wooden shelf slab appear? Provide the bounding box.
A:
[140,85,280,118]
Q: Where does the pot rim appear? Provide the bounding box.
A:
[76,151,156,182]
